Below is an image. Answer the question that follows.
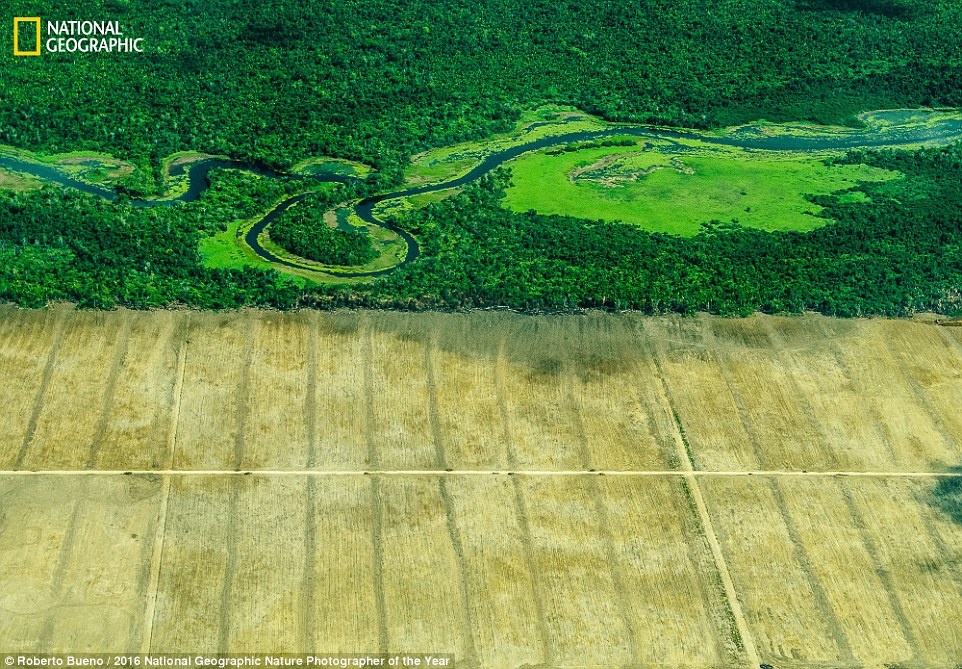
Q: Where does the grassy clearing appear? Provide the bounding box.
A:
[713,109,962,143]
[404,105,608,186]
[0,167,43,192]
[196,176,407,284]
[373,187,460,221]
[857,108,962,138]
[198,193,397,285]
[0,145,222,197]
[199,219,363,285]
[198,218,318,285]
[198,218,267,271]
[0,145,138,190]
[488,110,961,236]
[502,142,901,235]
[291,157,372,179]
[157,151,225,199]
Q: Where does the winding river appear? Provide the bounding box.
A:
[3,111,962,278]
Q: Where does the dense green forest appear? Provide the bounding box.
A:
[3,0,962,185]
[270,195,378,266]
[360,144,962,316]
[3,0,962,314]
[2,141,962,316]
[0,170,310,309]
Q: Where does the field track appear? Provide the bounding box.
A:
[2,307,962,667]
[1,469,959,477]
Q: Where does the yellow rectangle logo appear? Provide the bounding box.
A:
[13,17,42,56]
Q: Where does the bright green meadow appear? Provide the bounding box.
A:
[502,143,902,235]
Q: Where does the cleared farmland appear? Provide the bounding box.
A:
[2,308,962,667]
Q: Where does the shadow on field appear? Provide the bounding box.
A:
[359,311,641,383]
[930,466,962,525]
[350,311,848,384]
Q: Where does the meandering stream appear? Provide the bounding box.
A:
[3,110,962,278]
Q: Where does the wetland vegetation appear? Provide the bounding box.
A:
[269,195,379,267]
[3,111,962,315]
[2,0,962,314]
[4,0,962,177]
[502,138,901,235]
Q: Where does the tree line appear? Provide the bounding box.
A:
[2,0,961,185]
[2,142,962,317]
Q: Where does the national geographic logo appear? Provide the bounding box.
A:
[13,18,144,55]
[12,17,39,56]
